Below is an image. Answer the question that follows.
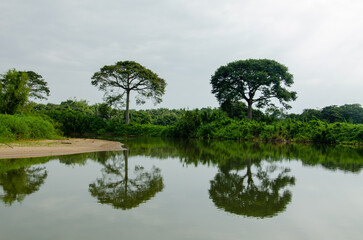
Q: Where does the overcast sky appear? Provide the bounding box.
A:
[1,0,363,113]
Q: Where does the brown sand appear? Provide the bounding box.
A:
[0,138,125,159]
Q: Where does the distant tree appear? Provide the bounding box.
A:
[211,59,297,119]
[91,61,166,124]
[321,105,344,123]
[340,104,363,124]
[300,108,322,121]
[60,98,93,115]
[0,69,49,114]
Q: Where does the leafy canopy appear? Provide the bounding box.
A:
[91,61,166,107]
[91,61,166,124]
[211,59,297,119]
[0,69,49,114]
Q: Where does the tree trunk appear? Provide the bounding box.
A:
[125,90,130,124]
[247,101,253,120]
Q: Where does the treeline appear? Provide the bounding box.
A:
[171,113,363,144]
[31,99,183,136]
[221,101,363,124]
[288,104,363,124]
[1,97,363,144]
[25,99,363,144]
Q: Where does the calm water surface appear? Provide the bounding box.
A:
[1,137,363,240]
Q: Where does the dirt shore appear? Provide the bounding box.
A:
[0,138,125,159]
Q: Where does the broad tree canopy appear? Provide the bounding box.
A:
[0,69,49,114]
[210,59,297,119]
[91,61,166,124]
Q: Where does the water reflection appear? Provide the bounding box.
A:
[209,159,295,218]
[1,137,362,219]
[0,166,47,206]
[120,137,362,218]
[122,137,363,173]
[89,151,164,210]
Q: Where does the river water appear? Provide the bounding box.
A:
[1,137,363,240]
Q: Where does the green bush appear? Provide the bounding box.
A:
[0,114,61,142]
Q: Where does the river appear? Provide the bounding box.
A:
[1,137,363,240]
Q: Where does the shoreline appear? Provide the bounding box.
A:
[0,138,125,159]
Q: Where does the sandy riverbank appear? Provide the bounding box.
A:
[0,138,125,159]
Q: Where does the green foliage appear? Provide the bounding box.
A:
[168,112,363,144]
[95,103,112,120]
[340,104,363,123]
[44,109,107,136]
[0,69,49,114]
[290,104,363,124]
[28,100,363,144]
[211,59,297,119]
[24,71,50,100]
[0,69,30,114]
[59,99,93,114]
[104,121,171,137]
[32,101,183,136]
[0,114,61,142]
[91,61,166,124]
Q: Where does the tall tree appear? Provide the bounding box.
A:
[0,69,50,114]
[210,59,297,119]
[91,61,166,124]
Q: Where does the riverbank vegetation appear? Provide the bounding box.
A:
[1,99,354,145]
[1,99,362,144]
[0,114,61,142]
[1,63,362,145]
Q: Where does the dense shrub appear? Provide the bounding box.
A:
[43,109,106,135]
[0,114,61,142]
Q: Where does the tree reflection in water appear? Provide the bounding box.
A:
[89,151,164,210]
[209,159,295,218]
[0,166,47,206]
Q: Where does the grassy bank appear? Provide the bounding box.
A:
[0,114,62,142]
